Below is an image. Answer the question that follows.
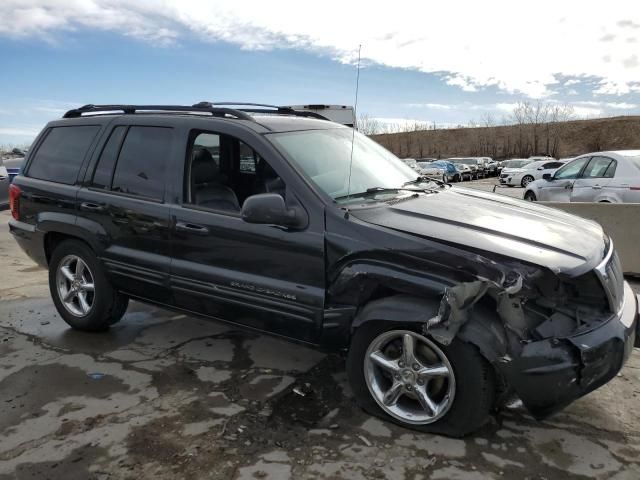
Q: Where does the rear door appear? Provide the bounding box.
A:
[169,122,326,343]
[538,157,590,201]
[77,120,178,303]
[571,156,616,202]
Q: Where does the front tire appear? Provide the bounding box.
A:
[524,191,537,201]
[521,175,534,187]
[347,322,495,437]
[49,239,128,331]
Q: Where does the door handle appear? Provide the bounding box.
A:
[80,202,106,212]
[176,221,209,235]
[592,185,602,190]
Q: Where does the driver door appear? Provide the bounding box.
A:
[169,125,326,343]
[539,157,590,201]
[570,156,616,202]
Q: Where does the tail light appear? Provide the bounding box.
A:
[9,184,21,220]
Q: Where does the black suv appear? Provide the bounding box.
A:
[9,103,638,437]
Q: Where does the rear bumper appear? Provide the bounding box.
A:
[8,218,48,267]
[498,281,638,419]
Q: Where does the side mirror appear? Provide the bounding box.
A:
[537,167,543,170]
[241,193,306,229]
[542,173,553,181]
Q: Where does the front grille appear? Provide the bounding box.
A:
[595,243,625,315]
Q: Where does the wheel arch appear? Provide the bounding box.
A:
[350,293,509,366]
[44,228,101,265]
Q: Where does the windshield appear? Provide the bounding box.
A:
[269,128,421,202]
[503,160,529,168]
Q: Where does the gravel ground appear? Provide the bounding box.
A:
[1,209,639,480]
[457,176,527,199]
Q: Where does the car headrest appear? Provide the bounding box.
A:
[192,149,219,184]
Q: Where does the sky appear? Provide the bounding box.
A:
[1,0,640,145]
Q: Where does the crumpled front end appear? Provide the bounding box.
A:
[425,240,638,419]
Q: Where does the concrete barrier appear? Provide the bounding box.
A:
[540,202,640,275]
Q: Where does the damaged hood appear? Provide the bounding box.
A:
[350,186,606,275]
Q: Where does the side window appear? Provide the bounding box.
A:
[554,157,589,180]
[28,126,100,184]
[603,160,617,178]
[186,130,284,214]
[111,126,173,201]
[543,162,563,169]
[91,126,127,189]
[582,156,615,179]
[239,142,258,173]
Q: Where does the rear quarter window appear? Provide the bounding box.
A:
[27,126,100,184]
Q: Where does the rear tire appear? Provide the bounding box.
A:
[347,321,495,437]
[49,239,128,331]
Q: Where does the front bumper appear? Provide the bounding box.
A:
[498,281,638,419]
[499,175,516,185]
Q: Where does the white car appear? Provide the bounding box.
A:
[499,160,565,187]
[524,150,640,202]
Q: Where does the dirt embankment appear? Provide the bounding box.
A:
[371,115,640,160]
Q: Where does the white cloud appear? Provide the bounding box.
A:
[2,1,640,99]
[0,126,41,137]
[407,103,453,110]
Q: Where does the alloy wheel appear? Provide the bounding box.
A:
[56,255,95,317]
[364,330,456,425]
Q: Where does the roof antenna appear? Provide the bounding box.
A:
[345,44,362,203]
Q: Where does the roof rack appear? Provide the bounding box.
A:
[62,103,255,121]
[196,102,329,121]
[63,102,330,122]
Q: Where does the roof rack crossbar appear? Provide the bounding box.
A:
[232,108,328,120]
[62,104,255,121]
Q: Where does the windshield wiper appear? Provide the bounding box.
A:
[335,187,420,201]
[402,175,446,190]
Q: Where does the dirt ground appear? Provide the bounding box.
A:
[1,209,639,480]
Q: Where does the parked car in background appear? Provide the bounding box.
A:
[0,158,9,210]
[498,159,532,179]
[3,157,24,183]
[485,159,498,176]
[475,157,494,176]
[417,160,461,182]
[448,158,484,179]
[499,160,565,187]
[528,155,556,162]
[524,150,640,202]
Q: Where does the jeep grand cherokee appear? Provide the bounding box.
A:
[8,102,639,437]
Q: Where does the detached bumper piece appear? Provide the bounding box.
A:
[499,281,638,419]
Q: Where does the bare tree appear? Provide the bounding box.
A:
[357,114,382,135]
